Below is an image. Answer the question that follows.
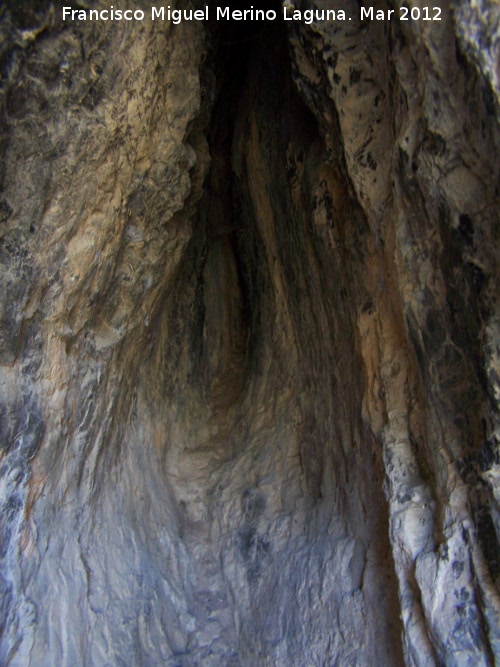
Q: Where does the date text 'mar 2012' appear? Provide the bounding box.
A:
[361,6,442,20]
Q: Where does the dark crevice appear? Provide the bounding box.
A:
[186,16,295,408]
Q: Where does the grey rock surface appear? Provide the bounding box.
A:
[0,0,499,665]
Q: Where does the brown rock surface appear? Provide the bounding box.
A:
[0,1,499,665]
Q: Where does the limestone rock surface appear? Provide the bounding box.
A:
[0,1,499,666]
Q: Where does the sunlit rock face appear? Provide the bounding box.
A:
[0,1,499,665]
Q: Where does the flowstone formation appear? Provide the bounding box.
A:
[0,1,499,665]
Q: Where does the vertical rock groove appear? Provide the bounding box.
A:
[0,1,499,665]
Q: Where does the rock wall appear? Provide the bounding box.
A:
[0,1,499,665]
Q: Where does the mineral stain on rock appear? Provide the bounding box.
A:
[0,0,499,665]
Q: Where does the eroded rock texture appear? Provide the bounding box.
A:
[0,0,499,665]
